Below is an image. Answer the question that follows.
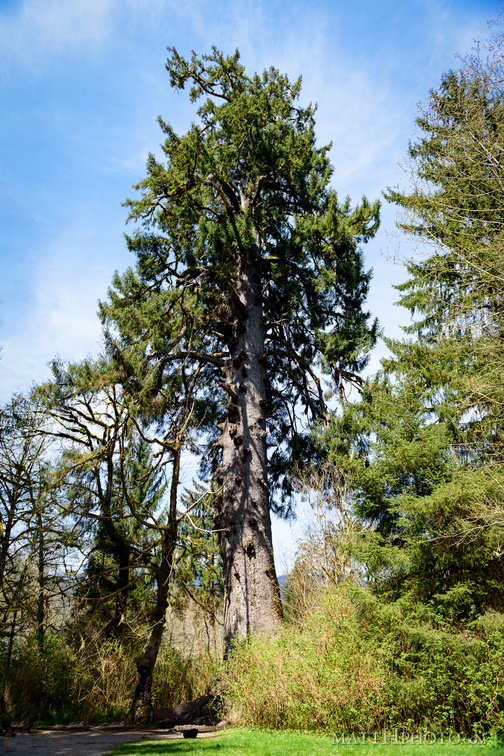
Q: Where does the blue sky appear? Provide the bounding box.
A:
[0,0,499,566]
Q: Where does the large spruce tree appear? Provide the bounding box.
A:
[101,47,379,648]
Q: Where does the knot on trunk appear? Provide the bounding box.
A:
[226,402,240,421]
[246,542,256,558]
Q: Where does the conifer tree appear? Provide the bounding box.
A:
[101,47,379,648]
[385,41,504,451]
[323,32,504,621]
[171,483,223,655]
[70,434,166,639]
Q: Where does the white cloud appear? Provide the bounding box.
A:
[0,0,116,69]
[0,215,127,401]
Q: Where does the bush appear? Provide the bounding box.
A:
[152,647,223,709]
[226,585,504,734]
[355,593,504,733]
[0,634,222,724]
[226,587,390,731]
[1,636,84,724]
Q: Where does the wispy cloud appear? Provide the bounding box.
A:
[0,0,116,69]
[0,213,126,398]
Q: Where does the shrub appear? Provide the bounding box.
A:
[354,593,504,733]
[226,585,504,734]
[0,634,222,724]
[152,648,223,709]
[226,586,390,731]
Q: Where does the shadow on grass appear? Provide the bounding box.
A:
[106,731,504,756]
[107,739,226,755]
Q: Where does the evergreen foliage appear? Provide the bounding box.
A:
[384,38,504,461]
[6,32,504,735]
[170,482,223,655]
[227,584,504,734]
[99,46,379,646]
[70,434,166,639]
[318,31,504,623]
[101,48,380,483]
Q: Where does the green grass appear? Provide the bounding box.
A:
[105,729,504,756]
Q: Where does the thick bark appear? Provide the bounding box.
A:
[216,258,282,651]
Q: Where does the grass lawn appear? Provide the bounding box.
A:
[105,729,504,756]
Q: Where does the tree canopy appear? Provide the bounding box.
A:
[100,47,380,648]
[322,33,504,623]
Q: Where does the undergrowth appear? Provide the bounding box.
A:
[0,635,220,724]
[225,586,504,735]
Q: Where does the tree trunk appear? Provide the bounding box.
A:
[36,511,45,653]
[217,257,282,652]
[126,528,175,724]
[126,448,180,724]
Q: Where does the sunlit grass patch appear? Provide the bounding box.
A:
[105,729,504,756]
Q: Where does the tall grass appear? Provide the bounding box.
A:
[0,635,221,724]
[226,589,389,731]
[153,647,222,710]
[226,585,504,735]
